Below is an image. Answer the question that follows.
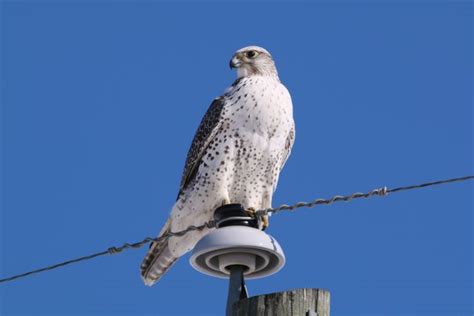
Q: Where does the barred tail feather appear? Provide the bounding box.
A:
[140,219,178,286]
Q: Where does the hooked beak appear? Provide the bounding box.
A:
[229,55,242,69]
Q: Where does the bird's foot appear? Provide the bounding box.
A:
[261,215,269,230]
[221,198,231,206]
[246,207,269,231]
[245,207,256,218]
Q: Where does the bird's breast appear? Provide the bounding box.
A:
[222,77,293,139]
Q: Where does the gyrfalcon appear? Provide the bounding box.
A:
[141,46,295,286]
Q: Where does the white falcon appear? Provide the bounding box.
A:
[141,46,295,285]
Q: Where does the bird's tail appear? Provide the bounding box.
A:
[140,218,178,286]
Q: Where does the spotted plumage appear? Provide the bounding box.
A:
[141,46,295,286]
[178,97,226,198]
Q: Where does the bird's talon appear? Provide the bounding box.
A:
[246,207,269,230]
[245,207,256,218]
[262,215,269,230]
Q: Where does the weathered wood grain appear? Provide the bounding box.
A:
[233,288,330,316]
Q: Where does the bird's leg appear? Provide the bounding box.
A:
[246,207,269,230]
[221,198,231,206]
[261,215,269,230]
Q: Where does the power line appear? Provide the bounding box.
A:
[0,175,472,284]
[260,175,474,215]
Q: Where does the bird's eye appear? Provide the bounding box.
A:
[246,50,258,59]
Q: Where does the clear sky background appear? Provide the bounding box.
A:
[1,1,472,315]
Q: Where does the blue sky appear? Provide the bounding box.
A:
[1,1,472,315]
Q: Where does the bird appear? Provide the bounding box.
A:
[140,46,295,286]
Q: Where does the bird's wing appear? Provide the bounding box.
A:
[142,97,226,285]
[177,97,226,198]
[281,125,295,168]
[273,125,295,193]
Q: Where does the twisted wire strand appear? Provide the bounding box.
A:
[257,186,389,217]
[0,221,216,284]
[257,175,474,216]
[1,175,472,284]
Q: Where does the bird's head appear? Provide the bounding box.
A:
[229,46,278,80]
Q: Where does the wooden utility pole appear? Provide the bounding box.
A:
[232,288,330,316]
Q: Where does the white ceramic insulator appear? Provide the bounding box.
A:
[218,253,257,274]
[190,226,285,279]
